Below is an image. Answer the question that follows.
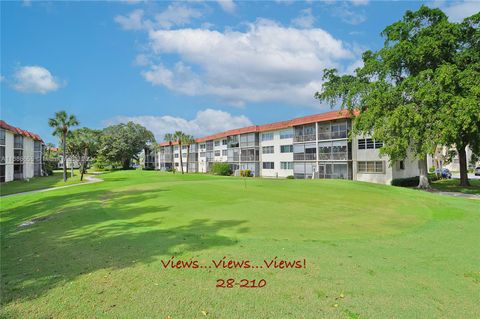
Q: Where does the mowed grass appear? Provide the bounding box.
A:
[0,170,86,196]
[1,170,479,318]
[431,178,480,195]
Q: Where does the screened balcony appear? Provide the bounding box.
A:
[318,140,350,161]
[240,148,259,162]
[14,135,23,149]
[293,143,316,161]
[239,133,259,148]
[317,120,349,140]
[294,124,316,143]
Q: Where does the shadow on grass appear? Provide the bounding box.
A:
[0,187,246,305]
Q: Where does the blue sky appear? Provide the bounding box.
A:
[1,0,479,145]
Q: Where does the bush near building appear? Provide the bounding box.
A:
[240,169,252,177]
[210,162,232,176]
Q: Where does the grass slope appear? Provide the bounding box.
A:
[1,170,479,318]
[431,178,480,195]
[0,170,86,196]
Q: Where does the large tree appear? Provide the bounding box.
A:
[99,122,155,170]
[182,134,196,173]
[48,111,79,182]
[164,133,176,173]
[316,6,479,188]
[173,131,187,174]
[67,128,101,181]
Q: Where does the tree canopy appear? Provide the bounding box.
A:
[99,122,155,169]
[315,6,480,188]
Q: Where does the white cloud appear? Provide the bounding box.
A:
[115,4,203,31]
[105,109,253,141]
[291,8,315,28]
[333,5,367,25]
[115,9,145,30]
[350,0,369,6]
[133,53,151,66]
[438,1,480,22]
[140,19,355,107]
[12,66,61,94]
[155,3,203,29]
[216,0,236,13]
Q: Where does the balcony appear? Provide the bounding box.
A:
[294,134,316,143]
[318,131,347,140]
[318,152,348,161]
[293,153,316,161]
[240,155,259,162]
[14,172,23,180]
[14,143,23,149]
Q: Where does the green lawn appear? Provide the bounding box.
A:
[0,170,86,196]
[431,178,480,195]
[1,170,479,318]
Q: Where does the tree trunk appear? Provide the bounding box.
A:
[122,158,130,170]
[179,141,184,174]
[171,145,175,174]
[62,133,67,182]
[80,147,88,181]
[458,146,470,187]
[186,146,190,173]
[417,157,430,189]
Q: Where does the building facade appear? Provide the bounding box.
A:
[0,120,44,183]
[155,110,420,185]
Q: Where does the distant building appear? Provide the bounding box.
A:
[0,120,45,183]
[155,110,420,185]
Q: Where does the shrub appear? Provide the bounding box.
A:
[210,162,232,176]
[286,175,295,179]
[43,160,57,176]
[428,166,435,173]
[391,174,439,187]
[240,169,252,177]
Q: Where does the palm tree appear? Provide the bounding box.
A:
[173,131,187,174]
[48,111,79,182]
[182,135,196,173]
[164,133,176,174]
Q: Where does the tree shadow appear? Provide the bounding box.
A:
[0,187,247,305]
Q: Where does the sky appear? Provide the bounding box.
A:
[1,0,479,145]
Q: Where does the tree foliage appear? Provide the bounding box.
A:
[48,111,79,182]
[67,127,102,180]
[316,6,480,188]
[99,122,155,170]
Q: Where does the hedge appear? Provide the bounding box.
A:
[391,174,439,187]
[210,162,232,176]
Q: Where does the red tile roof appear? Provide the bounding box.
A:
[0,120,44,142]
[159,109,357,146]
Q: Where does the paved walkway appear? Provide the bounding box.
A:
[0,175,104,198]
[427,189,480,200]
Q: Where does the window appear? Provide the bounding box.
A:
[366,138,375,149]
[200,144,206,150]
[280,145,293,153]
[0,165,4,183]
[261,132,274,141]
[357,161,384,173]
[222,139,227,145]
[214,141,220,146]
[215,150,221,156]
[200,152,206,157]
[281,162,293,170]
[280,129,293,139]
[262,146,274,154]
[182,145,188,150]
[263,162,274,169]
[358,138,383,150]
[222,150,228,156]
[0,146,4,164]
[174,146,179,151]
[0,129,5,146]
[358,139,366,150]
[399,160,405,170]
[182,153,186,157]
[14,150,23,163]
[14,135,23,149]
[174,154,179,158]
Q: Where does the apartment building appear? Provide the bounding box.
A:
[155,110,420,185]
[0,120,44,183]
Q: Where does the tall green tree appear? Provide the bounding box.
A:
[173,131,187,174]
[67,128,101,181]
[99,122,155,170]
[48,111,79,182]
[164,133,176,173]
[316,6,479,188]
[182,134,196,173]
